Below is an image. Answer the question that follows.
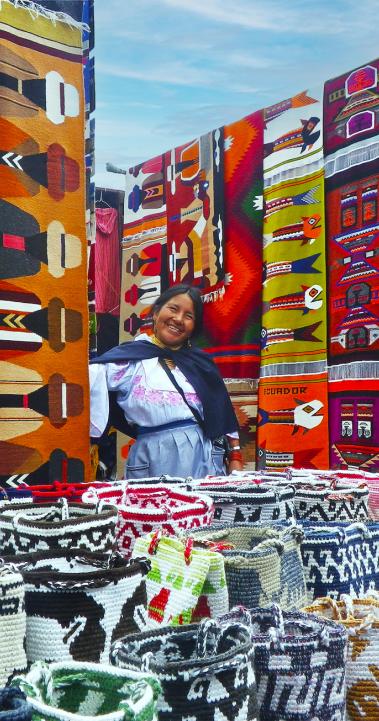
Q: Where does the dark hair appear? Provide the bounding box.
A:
[152,284,203,337]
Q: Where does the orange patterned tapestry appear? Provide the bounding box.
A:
[0,2,89,486]
[257,373,329,470]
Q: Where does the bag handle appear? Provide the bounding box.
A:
[197,616,253,658]
[255,539,285,555]
[310,597,344,621]
[196,619,221,658]
[147,530,194,564]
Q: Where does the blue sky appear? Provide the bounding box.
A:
[94,0,378,190]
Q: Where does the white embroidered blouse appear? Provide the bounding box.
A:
[90,334,238,439]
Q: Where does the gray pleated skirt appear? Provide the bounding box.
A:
[124,423,225,479]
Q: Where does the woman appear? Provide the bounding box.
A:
[90,285,243,478]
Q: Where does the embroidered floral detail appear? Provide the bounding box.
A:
[131,381,200,409]
[112,364,131,382]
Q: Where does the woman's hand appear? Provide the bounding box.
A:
[228,459,244,474]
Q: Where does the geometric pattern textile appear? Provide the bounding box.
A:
[122,126,225,324]
[300,520,379,600]
[325,58,379,469]
[0,1,89,483]
[201,111,263,378]
[325,58,379,381]
[248,607,347,721]
[329,379,379,472]
[225,379,258,470]
[118,56,379,474]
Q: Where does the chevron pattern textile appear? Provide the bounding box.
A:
[0,1,89,486]
[201,111,263,378]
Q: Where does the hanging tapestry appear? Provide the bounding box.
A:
[329,379,379,471]
[82,0,95,243]
[95,207,121,316]
[326,175,379,374]
[200,110,263,379]
[225,379,258,470]
[324,59,379,382]
[261,86,328,379]
[0,0,89,485]
[164,129,225,301]
[121,152,168,339]
[256,373,329,470]
[324,58,379,156]
[120,214,167,340]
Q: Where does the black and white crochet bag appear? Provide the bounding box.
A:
[293,480,369,522]
[1,551,149,664]
[111,618,257,721]
[0,499,117,554]
[0,564,27,685]
[197,484,295,525]
[229,605,348,721]
[300,520,379,600]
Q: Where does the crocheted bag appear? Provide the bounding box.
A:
[0,551,148,664]
[0,499,117,554]
[22,482,96,503]
[245,605,348,721]
[0,565,27,685]
[293,479,369,522]
[195,484,295,525]
[83,485,214,558]
[303,595,379,721]
[185,523,308,610]
[0,688,32,721]
[132,531,228,627]
[111,618,257,721]
[12,660,161,721]
[300,521,379,600]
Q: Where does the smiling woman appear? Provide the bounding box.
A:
[153,288,198,348]
[89,284,242,478]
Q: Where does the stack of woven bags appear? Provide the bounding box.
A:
[0,469,377,721]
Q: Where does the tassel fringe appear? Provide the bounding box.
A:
[328,361,379,381]
[0,0,90,30]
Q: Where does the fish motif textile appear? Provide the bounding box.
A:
[0,2,89,484]
[262,86,327,378]
[256,373,329,470]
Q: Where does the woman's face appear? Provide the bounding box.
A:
[154,293,195,347]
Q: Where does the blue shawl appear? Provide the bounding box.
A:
[90,339,239,440]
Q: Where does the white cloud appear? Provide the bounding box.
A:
[159,0,289,31]
[96,60,232,90]
[158,0,375,37]
[227,52,273,70]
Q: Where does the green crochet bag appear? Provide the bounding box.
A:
[132,531,229,627]
[12,660,161,721]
